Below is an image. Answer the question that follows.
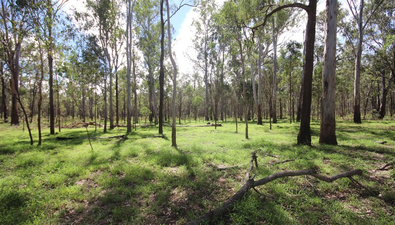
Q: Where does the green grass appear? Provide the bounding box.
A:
[0,118,394,224]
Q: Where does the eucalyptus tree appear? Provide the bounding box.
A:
[0,0,37,144]
[29,0,69,134]
[364,1,395,119]
[278,41,302,123]
[192,0,217,121]
[253,0,318,145]
[126,0,136,132]
[80,0,125,130]
[319,0,338,145]
[135,0,161,124]
[164,0,178,147]
[220,0,251,139]
[0,59,8,123]
[344,0,384,123]
[0,0,33,126]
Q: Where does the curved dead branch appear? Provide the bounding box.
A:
[187,169,362,225]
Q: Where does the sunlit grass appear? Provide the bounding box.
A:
[0,118,394,224]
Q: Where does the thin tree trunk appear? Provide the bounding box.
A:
[159,0,165,134]
[166,0,177,147]
[272,17,278,124]
[237,32,248,139]
[104,75,108,133]
[353,0,364,123]
[257,38,263,125]
[1,64,7,123]
[126,0,135,133]
[47,0,55,134]
[38,41,45,145]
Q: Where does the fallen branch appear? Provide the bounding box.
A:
[187,168,362,225]
[376,162,394,171]
[269,159,295,165]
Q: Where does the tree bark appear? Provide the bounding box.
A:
[272,17,278,124]
[353,0,364,123]
[320,0,338,145]
[166,0,177,147]
[1,64,7,123]
[47,0,55,134]
[237,31,248,139]
[159,0,165,134]
[297,0,317,145]
[257,37,263,125]
[378,70,395,119]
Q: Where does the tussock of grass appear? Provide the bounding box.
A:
[0,119,394,224]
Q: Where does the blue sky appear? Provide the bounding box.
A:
[170,0,194,38]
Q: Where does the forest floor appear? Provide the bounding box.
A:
[1,118,395,224]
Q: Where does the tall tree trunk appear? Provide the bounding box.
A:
[166,0,177,147]
[272,17,278,124]
[378,70,395,119]
[116,72,119,125]
[47,0,55,134]
[320,0,338,145]
[257,38,263,125]
[38,41,45,145]
[109,70,114,129]
[104,75,108,133]
[353,0,364,123]
[126,0,135,133]
[237,32,248,139]
[297,0,317,145]
[159,0,165,134]
[1,64,7,123]
[204,38,209,121]
[10,44,21,126]
[133,50,139,125]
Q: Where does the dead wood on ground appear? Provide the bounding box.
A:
[187,152,363,225]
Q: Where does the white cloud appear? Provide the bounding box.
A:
[172,0,226,78]
[173,8,198,77]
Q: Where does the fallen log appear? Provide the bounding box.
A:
[188,152,363,225]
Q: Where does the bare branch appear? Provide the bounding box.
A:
[188,168,363,225]
[251,3,309,32]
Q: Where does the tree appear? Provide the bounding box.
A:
[345,0,384,123]
[126,0,136,133]
[82,0,125,130]
[319,0,338,145]
[0,61,7,123]
[364,1,395,119]
[0,0,34,144]
[165,0,177,147]
[253,0,318,145]
[159,0,165,134]
[0,0,31,126]
[193,0,216,122]
[135,0,161,124]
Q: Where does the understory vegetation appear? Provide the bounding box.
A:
[1,119,395,224]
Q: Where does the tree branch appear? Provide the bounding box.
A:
[187,168,362,225]
[251,3,309,32]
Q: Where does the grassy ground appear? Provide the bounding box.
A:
[0,118,394,224]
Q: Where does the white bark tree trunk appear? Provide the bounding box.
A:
[320,0,338,145]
